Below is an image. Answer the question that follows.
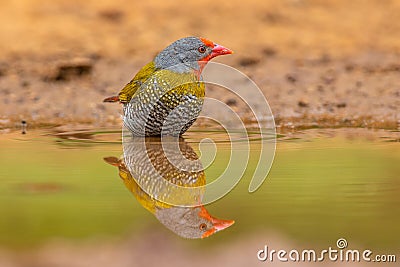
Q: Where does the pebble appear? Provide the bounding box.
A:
[298,99,309,107]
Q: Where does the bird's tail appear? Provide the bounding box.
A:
[103,156,121,167]
[103,95,120,102]
[103,156,132,183]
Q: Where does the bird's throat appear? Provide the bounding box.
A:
[195,58,211,79]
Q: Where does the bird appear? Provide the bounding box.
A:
[104,136,234,239]
[103,37,233,136]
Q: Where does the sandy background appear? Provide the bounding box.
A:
[1,0,400,132]
[0,0,399,132]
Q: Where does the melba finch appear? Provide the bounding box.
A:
[104,37,233,136]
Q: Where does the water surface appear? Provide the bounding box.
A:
[0,128,399,251]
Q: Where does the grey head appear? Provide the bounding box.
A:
[154,36,232,73]
[155,205,234,239]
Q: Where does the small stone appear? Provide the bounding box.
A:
[238,57,260,67]
[21,81,30,87]
[286,74,297,83]
[298,99,309,108]
[98,9,124,22]
[47,58,93,81]
[336,102,347,108]
[262,47,277,57]
[225,98,237,106]
[345,63,355,72]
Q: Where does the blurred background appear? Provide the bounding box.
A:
[0,0,399,130]
[0,0,399,266]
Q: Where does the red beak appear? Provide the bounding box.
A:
[212,217,235,231]
[199,206,235,238]
[210,44,233,59]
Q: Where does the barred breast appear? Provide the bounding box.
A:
[123,69,205,136]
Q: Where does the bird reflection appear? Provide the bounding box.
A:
[104,137,234,239]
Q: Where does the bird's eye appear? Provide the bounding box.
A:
[199,223,207,231]
[198,46,206,53]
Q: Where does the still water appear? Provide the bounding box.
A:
[0,128,399,252]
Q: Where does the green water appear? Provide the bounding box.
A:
[0,128,399,251]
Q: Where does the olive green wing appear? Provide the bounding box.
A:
[118,61,158,103]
